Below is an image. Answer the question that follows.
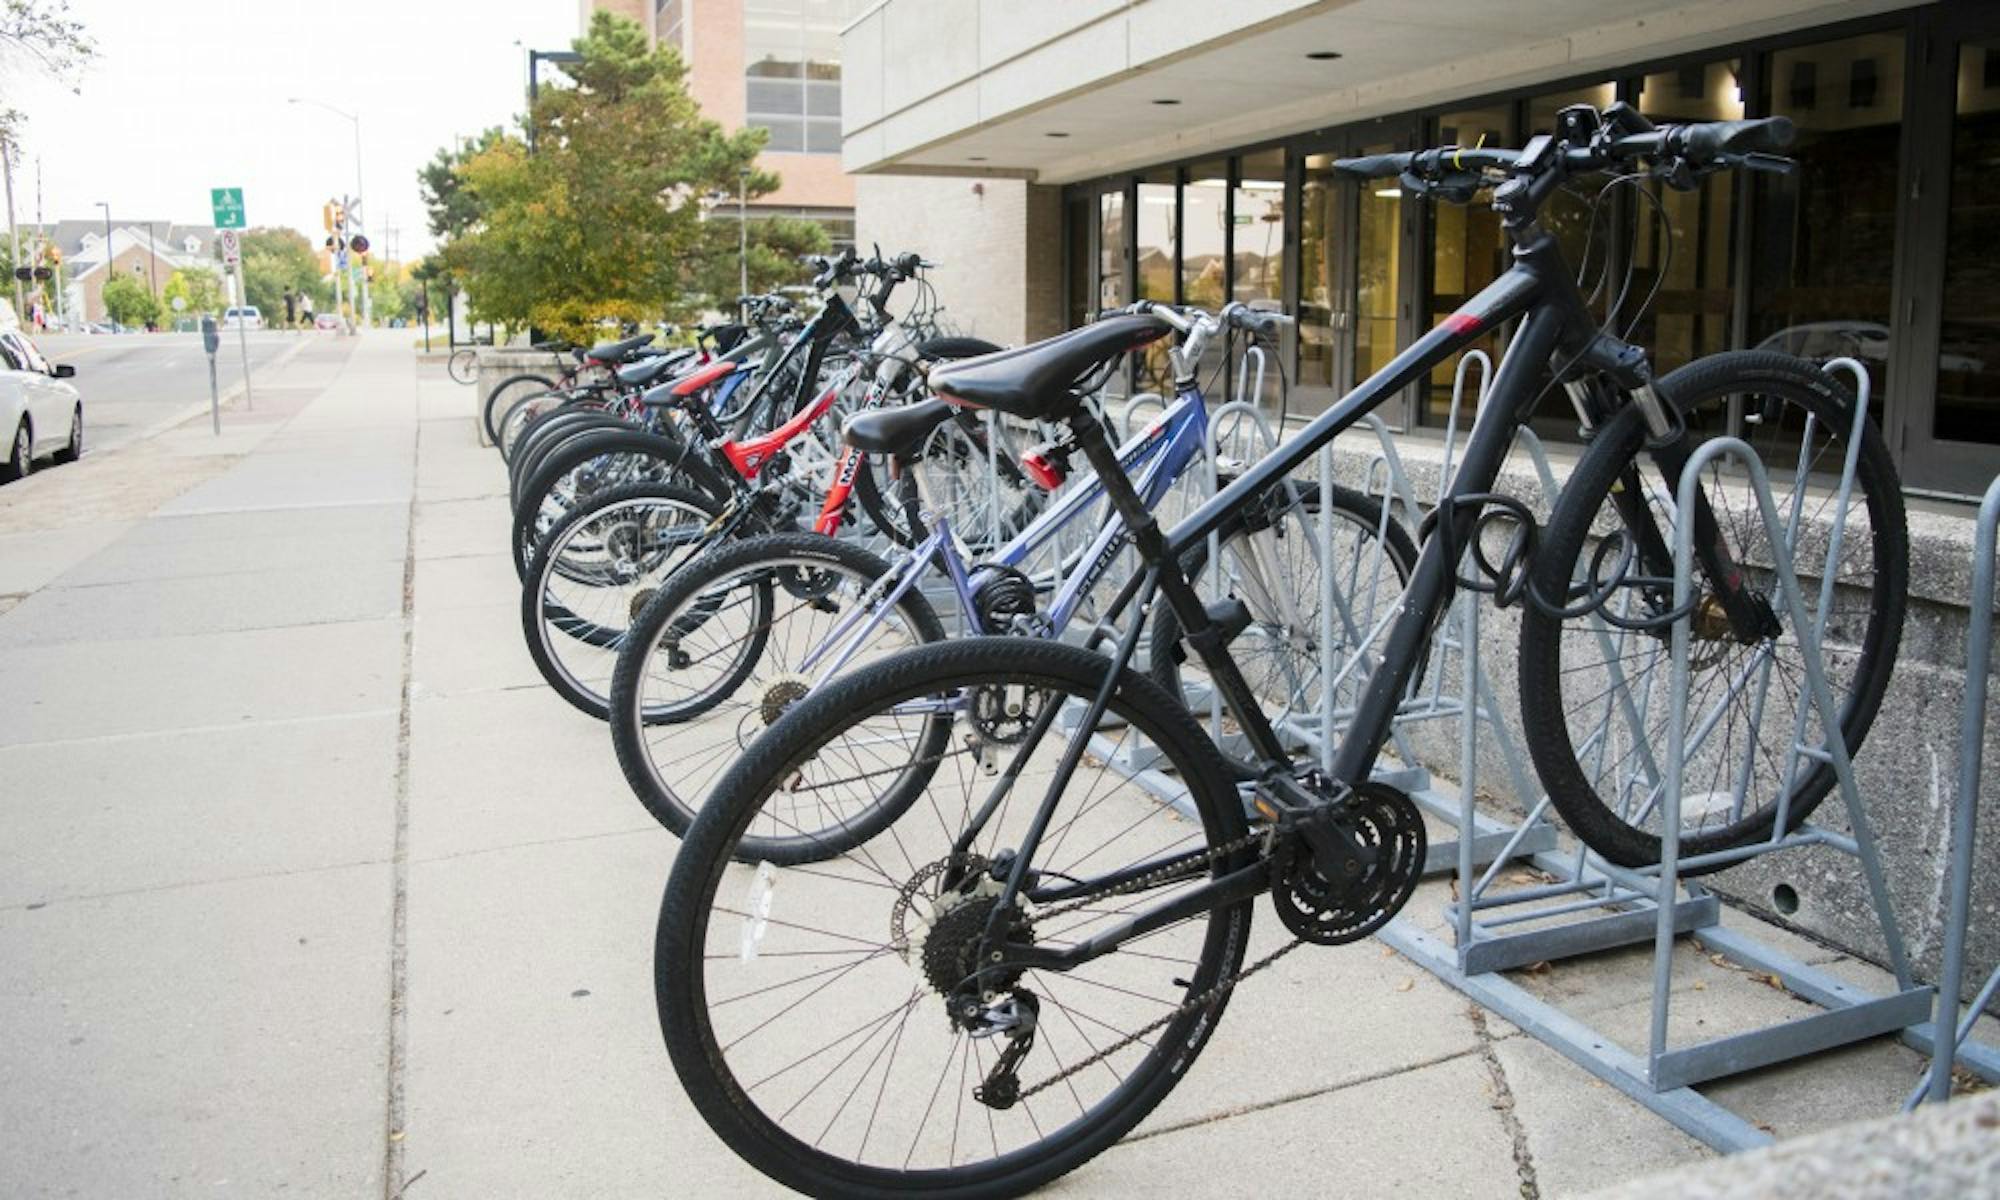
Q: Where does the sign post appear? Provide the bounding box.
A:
[211,189,252,411]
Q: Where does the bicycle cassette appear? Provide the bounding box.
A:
[1270,782,1426,945]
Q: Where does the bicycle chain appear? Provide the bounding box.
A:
[1007,826,1307,1103]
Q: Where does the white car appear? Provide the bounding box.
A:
[221,306,265,330]
[0,329,83,482]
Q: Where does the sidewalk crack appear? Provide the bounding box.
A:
[1470,1002,1540,1199]
[382,414,418,1198]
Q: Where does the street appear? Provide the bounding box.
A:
[32,331,314,456]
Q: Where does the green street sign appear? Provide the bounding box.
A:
[210,187,245,229]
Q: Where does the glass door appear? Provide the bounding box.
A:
[1297,122,1418,426]
[1897,8,2000,494]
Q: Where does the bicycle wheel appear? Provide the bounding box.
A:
[497,389,578,463]
[447,348,478,385]
[656,638,1253,1196]
[521,483,722,719]
[1149,482,1417,737]
[482,371,556,445]
[610,531,946,837]
[912,412,1044,554]
[510,428,731,579]
[1519,351,1907,870]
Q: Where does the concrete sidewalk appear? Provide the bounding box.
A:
[0,333,1986,1197]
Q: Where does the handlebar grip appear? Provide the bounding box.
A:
[1330,151,1413,180]
[1680,116,1794,161]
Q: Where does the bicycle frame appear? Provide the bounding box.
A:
[974,225,1767,975]
[799,389,1211,681]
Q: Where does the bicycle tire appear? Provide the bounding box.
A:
[1147,482,1418,720]
[1518,351,1907,871]
[656,637,1252,1197]
[507,412,631,499]
[447,348,478,385]
[609,531,948,837]
[509,428,731,580]
[482,371,557,445]
[521,482,723,719]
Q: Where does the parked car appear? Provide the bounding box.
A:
[0,329,82,482]
[84,321,131,335]
[221,306,265,330]
[313,312,341,330]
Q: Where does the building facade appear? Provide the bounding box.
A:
[585,0,858,250]
[841,0,2000,496]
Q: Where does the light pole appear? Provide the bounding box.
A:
[289,97,370,325]
[738,167,750,301]
[95,201,110,324]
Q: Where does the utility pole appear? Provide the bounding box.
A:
[2,130,21,323]
[290,98,370,325]
[37,157,61,329]
[738,167,749,300]
[145,222,159,300]
[96,201,111,325]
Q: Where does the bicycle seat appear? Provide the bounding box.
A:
[584,332,654,363]
[842,398,958,455]
[929,315,1171,421]
[915,336,1003,361]
[615,352,683,388]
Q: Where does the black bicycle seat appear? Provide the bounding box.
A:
[929,316,1170,421]
[915,336,1003,361]
[615,352,682,388]
[585,332,654,362]
[843,398,958,455]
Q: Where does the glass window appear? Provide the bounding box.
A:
[1065,194,1092,330]
[656,0,684,51]
[1181,161,1229,309]
[1232,150,1285,307]
[1136,169,1177,303]
[1299,154,1340,395]
[744,0,851,153]
[1628,59,1743,377]
[1750,32,1905,406]
[1426,105,1510,421]
[1353,140,1404,389]
[0,335,22,372]
[1098,191,1126,311]
[1934,38,2000,445]
[1526,82,1619,285]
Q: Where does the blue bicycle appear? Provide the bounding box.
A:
[606,301,1417,841]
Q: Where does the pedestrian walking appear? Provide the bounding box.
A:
[301,293,315,330]
[284,291,297,329]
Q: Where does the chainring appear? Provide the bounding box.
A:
[1270,781,1426,945]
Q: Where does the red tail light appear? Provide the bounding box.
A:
[1022,449,1066,492]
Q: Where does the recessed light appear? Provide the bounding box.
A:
[1305,50,1343,61]
[1045,131,1070,138]
[1152,98,1181,105]
[968,155,987,161]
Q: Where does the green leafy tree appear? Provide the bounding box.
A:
[239,227,329,318]
[442,11,825,340]
[101,275,159,328]
[418,126,505,241]
[162,266,224,317]
[0,0,94,87]
[363,259,408,322]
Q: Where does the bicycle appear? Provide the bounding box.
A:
[604,302,1410,837]
[652,104,1907,1196]
[446,346,479,385]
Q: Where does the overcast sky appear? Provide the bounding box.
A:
[7,0,584,259]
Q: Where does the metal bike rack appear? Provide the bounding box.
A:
[1377,358,2000,1150]
[1905,473,2000,1109]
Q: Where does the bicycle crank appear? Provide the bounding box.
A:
[1269,782,1426,945]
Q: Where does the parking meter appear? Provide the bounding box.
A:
[202,314,220,355]
[202,315,222,434]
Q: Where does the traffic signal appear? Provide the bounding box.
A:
[349,233,370,256]
[323,202,336,232]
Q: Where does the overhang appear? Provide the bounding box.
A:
[840,0,1920,184]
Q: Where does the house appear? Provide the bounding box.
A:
[23,221,222,326]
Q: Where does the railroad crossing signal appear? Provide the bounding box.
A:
[210,187,246,229]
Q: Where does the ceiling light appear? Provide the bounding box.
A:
[968,155,987,161]
[1306,51,1343,61]
[1045,131,1070,138]
[1152,98,1181,106]
[1373,188,1401,199]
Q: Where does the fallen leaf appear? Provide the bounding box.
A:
[1523,960,1553,976]
[389,1131,406,1143]
[1396,978,1415,992]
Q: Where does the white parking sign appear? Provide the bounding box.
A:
[219,229,241,265]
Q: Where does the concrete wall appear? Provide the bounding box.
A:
[853,175,1060,345]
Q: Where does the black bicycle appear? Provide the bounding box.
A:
[653,104,1907,1196]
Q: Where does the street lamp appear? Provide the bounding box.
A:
[738,167,750,301]
[288,96,369,326]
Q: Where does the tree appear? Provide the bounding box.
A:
[418,126,505,241]
[101,275,158,328]
[238,227,328,319]
[441,11,826,340]
[0,0,94,90]
[362,259,408,322]
[162,267,223,317]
